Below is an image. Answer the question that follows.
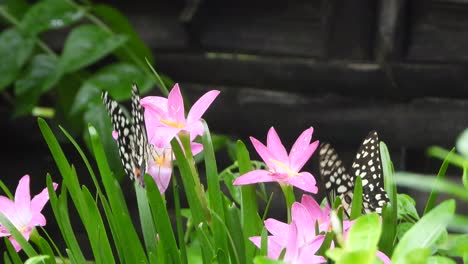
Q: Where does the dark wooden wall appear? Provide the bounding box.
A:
[101,0,468,174]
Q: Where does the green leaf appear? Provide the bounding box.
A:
[395,172,468,201]
[350,176,363,220]
[463,165,468,191]
[24,256,50,264]
[427,256,456,264]
[392,200,455,264]
[0,213,38,257]
[13,54,57,117]
[253,256,285,264]
[4,238,22,264]
[456,128,468,159]
[61,25,127,73]
[438,234,468,257]
[402,248,430,264]
[2,0,30,19]
[71,62,155,114]
[339,250,376,264]
[237,140,262,263]
[135,184,158,258]
[396,222,413,240]
[397,194,419,221]
[83,103,124,180]
[424,148,454,215]
[345,213,381,251]
[145,175,181,263]
[0,28,35,91]
[92,4,154,64]
[19,0,84,35]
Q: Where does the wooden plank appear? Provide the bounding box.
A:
[407,0,468,61]
[376,0,407,61]
[177,84,468,149]
[155,52,468,99]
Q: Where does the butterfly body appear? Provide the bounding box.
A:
[319,131,389,216]
[102,84,154,184]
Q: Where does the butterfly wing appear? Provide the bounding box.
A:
[319,143,354,216]
[102,84,151,184]
[350,131,389,214]
[102,91,137,180]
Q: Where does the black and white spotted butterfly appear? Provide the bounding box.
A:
[102,84,154,185]
[319,131,389,216]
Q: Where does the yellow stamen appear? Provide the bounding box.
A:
[160,118,185,129]
[269,159,300,176]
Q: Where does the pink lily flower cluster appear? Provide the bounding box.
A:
[140,84,219,193]
[0,175,57,251]
[234,127,391,263]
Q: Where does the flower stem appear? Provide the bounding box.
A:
[280,184,295,223]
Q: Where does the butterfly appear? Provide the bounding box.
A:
[102,84,154,185]
[319,131,389,216]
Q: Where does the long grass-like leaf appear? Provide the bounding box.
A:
[145,175,181,263]
[350,177,363,220]
[236,140,261,263]
[4,238,23,264]
[202,120,229,258]
[424,148,455,215]
[135,184,158,257]
[0,213,38,257]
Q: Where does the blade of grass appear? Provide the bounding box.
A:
[172,175,187,264]
[202,120,228,255]
[4,238,23,264]
[145,175,181,263]
[46,175,86,263]
[395,172,468,201]
[236,140,261,263]
[38,118,71,177]
[226,202,246,264]
[379,142,397,255]
[350,176,363,220]
[88,125,148,263]
[424,148,455,215]
[427,146,465,168]
[0,213,38,257]
[32,237,56,264]
[0,180,13,199]
[135,184,158,257]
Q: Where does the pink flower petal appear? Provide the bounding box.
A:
[297,236,327,264]
[167,84,186,123]
[233,170,277,186]
[266,127,289,165]
[190,142,203,156]
[0,196,15,219]
[112,130,118,140]
[15,175,31,210]
[264,218,289,240]
[377,251,391,264]
[250,236,285,260]
[148,163,172,194]
[187,90,220,124]
[287,172,318,193]
[289,127,318,171]
[148,126,179,147]
[30,213,46,226]
[31,183,57,213]
[185,121,204,140]
[250,137,275,169]
[291,203,315,239]
[284,221,299,262]
[140,96,168,113]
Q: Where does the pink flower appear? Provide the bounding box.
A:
[147,147,173,193]
[0,175,58,251]
[250,197,327,263]
[233,127,319,193]
[140,83,220,155]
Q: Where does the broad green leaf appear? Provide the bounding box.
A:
[60,24,127,73]
[93,4,154,64]
[396,222,414,241]
[345,213,381,251]
[253,256,285,264]
[24,256,50,264]
[71,62,155,114]
[392,200,455,264]
[13,54,57,117]
[19,0,84,35]
[0,28,35,91]
[339,250,376,264]
[2,0,30,19]
[397,194,419,220]
[427,256,456,264]
[438,234,468,257]
[402,248,429,264]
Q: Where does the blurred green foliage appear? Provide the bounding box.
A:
[0,0,172,179]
